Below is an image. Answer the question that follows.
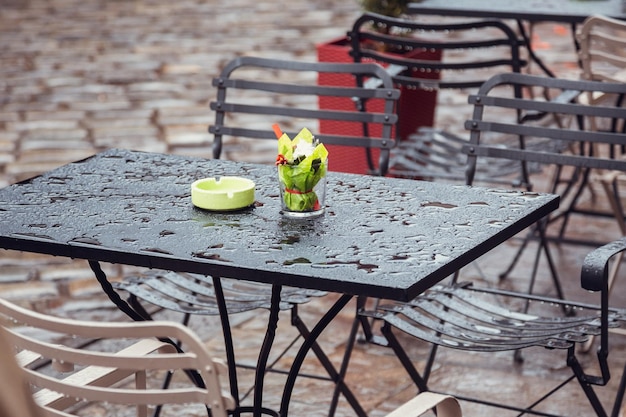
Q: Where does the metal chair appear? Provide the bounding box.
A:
[361,236,626,416]
[346,13,568,291]
[0,297,464,417]
[578,15,626,88]
[552,14,626,243]
[574,13,626,239]
[0,296,235,417]
[571,15,626,350]
[111,56,400,416]
[347,12,530,184]
[348,13,573,299]
[356,72,626,416]
[210,56,399,175]
[469,73,626,296]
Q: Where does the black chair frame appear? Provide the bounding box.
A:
[365,237,626,417]
[210,56,399,175]
[354,73,626,416]
[347,12,530,183]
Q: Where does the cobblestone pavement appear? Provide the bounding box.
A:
[1,1,626,416]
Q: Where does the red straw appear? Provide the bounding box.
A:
[272,124,283,139]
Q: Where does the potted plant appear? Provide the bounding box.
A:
[359,0,411,19]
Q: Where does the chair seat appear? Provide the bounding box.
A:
[113,270,326,315]
[389,128,540,186]
[363,283,625,352]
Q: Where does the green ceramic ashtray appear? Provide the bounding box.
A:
[191,176,255,211]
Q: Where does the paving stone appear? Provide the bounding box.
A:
[24,110,86,121]
[0,281,58,301]
[157,106,210,126]
[18,149,95,164]
[20,141,91,154]
[164,127,209,146]
[0,265,37,284]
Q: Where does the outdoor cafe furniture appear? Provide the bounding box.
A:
[209,56,399,175]
[347,12,567,302]
[407,0,626,24]
[346,12,528,183]
[407,0,626,78]
[0,294,465,417]
[576,13,626,217]
[109,56,400,416]
[0,297,236,417]
[0,148,558,417]
[356,72,626,417]
[466,71,626,294]
[575,14,626,348]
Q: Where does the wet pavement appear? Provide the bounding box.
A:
[1,1,626,416]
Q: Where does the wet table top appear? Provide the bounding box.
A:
[0,148,559,301]
[408,0,626,23]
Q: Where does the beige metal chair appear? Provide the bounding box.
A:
[0,325,43,417]
[0,296,463,417]
[0,296,235,417]
[578,15,626,89]
[385,392,462,417]
[577,13,626,223]
[559,14,626,237]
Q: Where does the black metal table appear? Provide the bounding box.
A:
[0,148,559,416]
[408,0,626,23]
[408,0,626,77]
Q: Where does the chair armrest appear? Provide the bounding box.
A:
[385,392,462,417]
[581,237,626,292]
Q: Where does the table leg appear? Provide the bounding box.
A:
[253,284,282,417]
[212,276,242,408]
[88,260,145,322]
[280,294,367,417]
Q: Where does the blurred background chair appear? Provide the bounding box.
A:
[210,56,399,175]
[552,14,626,243]
[465,73,626,297]
[110,56,400,415]
[347,13,579,302]
[572,15,626,350]
[578,15,626,88]
[347,12,532,185]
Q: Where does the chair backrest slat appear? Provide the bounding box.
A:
[210,56,399,175]
[213,102,396,125]
[348,13,527,92]
[214,77,396,100]
[577,14,626,85]
[464,72,626,185]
